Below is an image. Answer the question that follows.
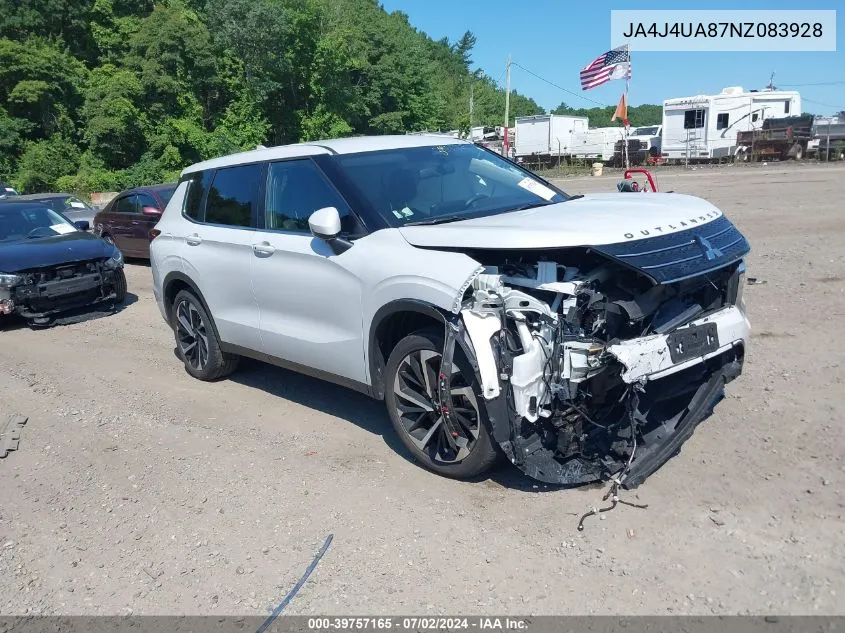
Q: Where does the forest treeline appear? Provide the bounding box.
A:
[0,0,659,193]
[552,102,663,128]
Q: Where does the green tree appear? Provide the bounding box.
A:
[0,38,86,140]
[80,65,146,169]
[0,0,553,190]
[552,101,663,128]
[14,135,81,192]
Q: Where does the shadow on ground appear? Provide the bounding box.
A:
[202,356,588,493]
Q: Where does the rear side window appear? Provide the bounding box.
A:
[206,164,261,227]
[265,159,352,233]
[114,195,137,214]
[183,171,212,220]
[137,193,159,212]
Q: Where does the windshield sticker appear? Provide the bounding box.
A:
[50,223,76,235]
[69,201,86,208]
[392,209,404,219]
[517,177,556,201]
[400,206,414,217]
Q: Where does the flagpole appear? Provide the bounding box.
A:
[624,43,630,169]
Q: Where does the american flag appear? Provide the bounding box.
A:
[580,45,631,90]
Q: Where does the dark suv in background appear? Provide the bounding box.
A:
[93,183,176,258]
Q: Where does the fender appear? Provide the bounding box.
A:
[161,270,212,325]
[367,299,448,400]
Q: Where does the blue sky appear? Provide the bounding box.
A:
[378,0,844,115]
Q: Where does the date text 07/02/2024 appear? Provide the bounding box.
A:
[306,617,529,630]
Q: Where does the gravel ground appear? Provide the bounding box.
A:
[1,162,843,616]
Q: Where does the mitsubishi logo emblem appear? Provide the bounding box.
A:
[695,235,723,261]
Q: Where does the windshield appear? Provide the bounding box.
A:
[329,143,568,227]
[633,126,660,136]
[0,206,78,243]
[38,196,91,213]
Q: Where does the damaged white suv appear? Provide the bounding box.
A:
[150,136,750,488]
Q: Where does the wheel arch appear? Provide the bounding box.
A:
[162,271,211,325]
[368,299,448,400]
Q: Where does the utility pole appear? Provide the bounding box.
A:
[503,55,511,157]
[827,117,831,162]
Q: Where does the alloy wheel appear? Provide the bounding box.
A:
[392,349,481,463]
[175,299,208,371]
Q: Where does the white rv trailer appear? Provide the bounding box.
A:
[661,87,801,161]
[514,114,588,159]
[569,127,625,161]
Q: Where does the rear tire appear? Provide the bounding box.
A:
[171,289,239,381]
[384,328,499,479]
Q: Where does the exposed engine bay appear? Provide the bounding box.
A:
[440,239,749,489]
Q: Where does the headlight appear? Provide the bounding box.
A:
[729,262,746,310]
[104,249,124,269]
[0,273,21,289]
[736,270,746,312]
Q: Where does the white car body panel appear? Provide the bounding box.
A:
[607,305,749,383]
[182,224,260,350]
[398,192,724,249]
[249,229,367,382]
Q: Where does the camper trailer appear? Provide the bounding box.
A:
[569,127,625,161]
[661,87,801,161]
[514,114,588,161]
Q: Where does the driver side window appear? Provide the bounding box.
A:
[265,159,352,233]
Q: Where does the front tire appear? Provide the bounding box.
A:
[112,268,127,303]
[171,289,239,381]
[384,328,498,479]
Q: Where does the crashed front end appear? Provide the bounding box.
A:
[0,257,124,326]
[446,215,750,488]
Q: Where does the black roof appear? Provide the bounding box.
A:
[0,201,52,212]
[13,193,80,202]
[121,183,177,195]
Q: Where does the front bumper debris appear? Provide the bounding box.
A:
[4,261,124,326]
[448,248,750,488]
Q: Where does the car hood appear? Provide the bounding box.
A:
[398,192,725,249]
[0,231,114,272]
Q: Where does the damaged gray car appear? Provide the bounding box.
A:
[151,136,750,488]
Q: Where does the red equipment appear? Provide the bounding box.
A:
[623,168,658,192]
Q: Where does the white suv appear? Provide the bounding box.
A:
[150,135,750,488]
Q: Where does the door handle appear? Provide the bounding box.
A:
[252,241,276,256]
[186,234,202,246]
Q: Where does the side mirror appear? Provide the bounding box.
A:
[142,206,162,217]
[74,220,90,231]
[308,207,352,255]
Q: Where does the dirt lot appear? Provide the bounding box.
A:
[1,163,844,616]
